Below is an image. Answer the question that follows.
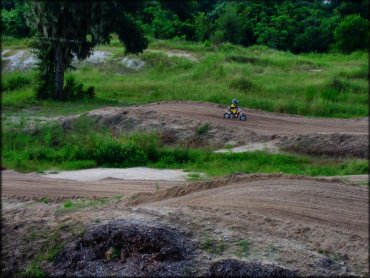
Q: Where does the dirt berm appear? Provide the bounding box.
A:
[61,101,368,158]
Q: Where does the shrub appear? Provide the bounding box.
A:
[196,123,210,136]
[2,74,31,91]
[63,76,95,101]
[158,148,190,164]
[95,141,148,167]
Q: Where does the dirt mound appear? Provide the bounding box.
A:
[60,101,368,157]
[47,219,196,277]
[209,259,297,277]
[77,105,255,147]
[277,133,369,158]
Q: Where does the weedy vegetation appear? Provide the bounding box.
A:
[2,39,368,119]
[2,118,368,177]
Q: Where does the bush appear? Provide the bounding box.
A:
[63,76,95,101]
[196,123,210,136]
[2,74,31,91]
[158,148,191,164]
[334,15,369,53]
[95,141,148,167]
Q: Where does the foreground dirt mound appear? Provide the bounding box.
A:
[61,101,368,157]
[209,259,297,277]
[47,219,196,277]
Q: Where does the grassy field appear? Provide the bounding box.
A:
[2,37,368,119]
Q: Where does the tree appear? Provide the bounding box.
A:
[213,4,243,45]
[194,12,213,41]
[334,14,369,53]
[26,1,148,100]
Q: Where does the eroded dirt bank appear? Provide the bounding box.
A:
[60,101,368,158]
[2,173,368,277]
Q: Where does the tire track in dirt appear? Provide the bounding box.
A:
[141,175,368,275]
[75,101,367,157]
[142,101,368,135]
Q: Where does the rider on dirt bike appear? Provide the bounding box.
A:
[230,98,241,117]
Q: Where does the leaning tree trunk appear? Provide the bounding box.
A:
[54,43,64,100]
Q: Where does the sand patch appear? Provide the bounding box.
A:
[43,167,190,182]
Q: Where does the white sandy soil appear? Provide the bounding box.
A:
[43,167,190,181]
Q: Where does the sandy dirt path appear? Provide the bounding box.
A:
[142,102,368,135]
[2,171,368,276]
[151,176,368,235]
[2,170,184,200]
[143,175,368,275]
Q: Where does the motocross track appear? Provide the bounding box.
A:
[141,174,369,276]
[141,101,367,135]
[2,101,369,276]
[70,101,368,157]
[2,172,368,276]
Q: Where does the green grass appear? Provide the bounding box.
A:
[21,221,86,278]
[2,121,368,177]
[200,237,225,255]
[1,35,34,49]
[61,198,111,212]
[23,262,44,278]
[235,239,251,258]
[1,38,368,119]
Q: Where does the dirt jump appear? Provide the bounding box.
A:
[60,101,368,158]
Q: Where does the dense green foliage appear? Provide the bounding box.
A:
[334,15,369,53]
[4,0,368,54]
[1,0,31,38]
[2,120,368,176]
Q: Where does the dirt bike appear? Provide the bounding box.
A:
[224,108,247,121]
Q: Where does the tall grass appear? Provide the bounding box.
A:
[2,39,368,119]
[2,121,368,176]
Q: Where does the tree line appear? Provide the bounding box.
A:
[2,0,369,54]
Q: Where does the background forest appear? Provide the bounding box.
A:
[2,0,369,54]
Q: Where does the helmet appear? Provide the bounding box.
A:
[232,98,238,105]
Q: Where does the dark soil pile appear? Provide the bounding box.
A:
[47,219,196,277]
[209,259,298,278]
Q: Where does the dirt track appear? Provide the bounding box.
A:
[140,174,369,276]
[2,102,369,276]
[141,102,368,135]
[2,172,369,276]
[80,101,368,157]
